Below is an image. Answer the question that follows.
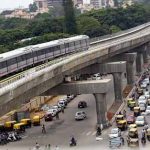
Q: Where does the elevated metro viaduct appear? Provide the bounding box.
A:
[0,22,150,126]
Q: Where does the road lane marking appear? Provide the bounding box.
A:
[86,131,92,136]
[92,131,96,135]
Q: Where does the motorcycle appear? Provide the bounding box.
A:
[70,138,77,146]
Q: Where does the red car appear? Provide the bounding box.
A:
[127,115,135,124]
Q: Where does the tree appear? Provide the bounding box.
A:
[63,0,77,34]
[29,2,38,12]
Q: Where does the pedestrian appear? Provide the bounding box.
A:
[55,145,59,150]
[35,142,40,150]
[61,108,64,113]
[47,144,51,150]
[119,111,122,115]
[123,110,126,118]
[42,124,46,134]
[121,136,124,145]
[56,113,59,120]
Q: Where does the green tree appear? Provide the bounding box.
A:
[29,2,38,12]
[63,0,77,34]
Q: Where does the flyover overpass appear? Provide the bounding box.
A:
[0,22,150,126]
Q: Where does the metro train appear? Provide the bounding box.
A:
[0,35,89,78]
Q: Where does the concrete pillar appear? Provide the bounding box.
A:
[112,72,122,102]
[136,52,143,74]
[142,45,148,63]
[94,93,107,127]
[124,53,137,85]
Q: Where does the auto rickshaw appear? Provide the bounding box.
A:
[4,120,16,131]
[133,107,140,117]
[137,88,143,95]
[127,128,139,147]
[128,124,137,129]
[117,120,127,131]
[127,98,135,107]
[129,101,136,110]
[115,114,124,124]
[20,118,32,128]
[13,123,25,133]
[146,128,150,141]
[32,115,40,126]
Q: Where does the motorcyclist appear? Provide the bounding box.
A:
[96,126,101,136]
[70,136,76,146]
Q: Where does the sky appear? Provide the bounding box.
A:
[0,0,33,10]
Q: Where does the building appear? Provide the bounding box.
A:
[90,0,104,9]
[34,0,49,13]
[4,9,36,19]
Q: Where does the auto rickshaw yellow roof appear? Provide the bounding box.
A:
[129,128,137,132]
[33,115,40,119]
[14,123,25,126]
[118,119,126,123]
[21,118,31,121]
[127,98,133,101]
[116,114,124,118]
[134,107,140,109]
[5,120,16,124]
[129,124,137,128]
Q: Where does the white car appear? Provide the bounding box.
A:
[135,116,146,126]
[92,73,102,80]
[139,103,146,112]
[140,82,147,88]
[143,78,150,85]
[109,128,121,139]
[144,91,150,98]
[75,111,86,120]
[58,100,66,108]
[145,106,150,115]
[47,108,57,117]
[138,95,147,104]
[52,105,61,112]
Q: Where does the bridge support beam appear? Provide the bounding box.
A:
[142,45,148,63]
[136,52,143,74]
[124,53,137,85]
[43,79,111,127]
[94,93,107,127]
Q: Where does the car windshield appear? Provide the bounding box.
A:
[137,117,144,121]
[111,129,118,134]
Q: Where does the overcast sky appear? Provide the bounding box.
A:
[0,0,33,10]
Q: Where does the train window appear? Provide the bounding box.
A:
[0,61,6,69]
[69,42,74,47]
[25,53,32,59]
[32,51,37,57]
[65,43,69,48]
[7,58,16,65]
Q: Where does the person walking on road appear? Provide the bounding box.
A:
[42,124,46,134]
[123,110,126,118]
[47,144,51,150]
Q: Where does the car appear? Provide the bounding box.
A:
[144,91,150,98]
[127,115,135,124]
[46,108,57,117]
[140,82,147,88]
[59,98,68,106]
[52,105,61,112]
[58,101,66,108]
[143,78,150,85]
[135,116,146,126]
[139,103,146,112]
[44,112,53,121]
[75,111,86,120]
[145,106,150,115]
[92,73,102,80]
[109,128,121,139]
[78,101,87,108]
[138,95,147,104]
[41,104,52,111]
[67,95,75,101]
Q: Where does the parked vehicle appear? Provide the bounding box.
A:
[44,112,53,122]
[139,103,146,112]
[127,115,135,124]
[145,106,150,115]
[46,109,57,117]
[20,119,32,128]
[58,101,66,108]
[32,116,40,126]
[134,107,140,117]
